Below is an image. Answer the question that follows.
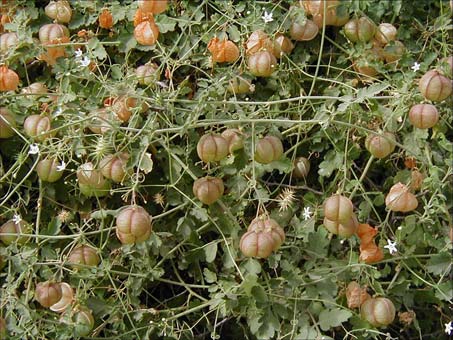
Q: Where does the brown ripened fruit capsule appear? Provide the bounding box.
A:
[137,0,168,14]
[197,134,229,162]
[419,70,452,102]
[344,16,376,43]
[245,30,276,56]
[0,65,19,92]
[385,182,418,212]
[383,40,405,63]
[292,157,310,178]
[323,213,358,238]
[346,281,371,309]
[323,194,353,223]
[67,245,100,267]
[193,176,224,205]
[408,103,439,129]
[254,136,284,164]
[239,229,275,258]
[99,153,130,183]
[45,0,72,23]
[360,297,396,327]
[247,217,285,251]
[134,19,159,46]
[273,34,294,58]
[35,281,63,308]
[116,205,152,245]
[290,20,319,41]
[365,132,396,159]
[207,37,240,63]
[99,9,113,29]
[248,51,277,77]
[23,115,53,141]
[375,23,397,46]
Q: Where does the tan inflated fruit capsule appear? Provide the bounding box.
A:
[245,30,276,56]
[323,194,353,223]
[383,40,405,63]
[73,306,95,337]
[273,34,294,57]
[35,281,62,308]
[247,217,285,251]
[98,9,113,29]
[193,176,224,205]
[365,132,396,159]
[292,157,310,178]
[116,205,152,244]
[136,63,159,86]
[67,245,100,267]
[290,20,319,41]
[197,134,229,162]
[45,0,72,23]
[227,76,254,95]
[375,23,397,45]
[77,162,111,197]
[0,32,18,53]
[134,19,159,46]
[0,219,31,245]
[361,297,396,327]
[248,50,277,77]
[254,136,284,164]
[346,281,371,309]
[221,129,244,153]
[0,65,19,92]
[49,282,74,312]
[23,115,53,141]
[408,103,439,129]
[100,153,130,183]
[36,158,64,182]
[344,16,376,43]
[38,23,70,45]
[385,182,418,212]
[419,70,452,102]
[323,213,358,238]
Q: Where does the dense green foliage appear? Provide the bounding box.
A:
[0,1,452,339]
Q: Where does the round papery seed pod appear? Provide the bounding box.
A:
[385,182,418,213]
[137,0,168,14]
[221,129,244,153]
[292,157,310,178]
[193,176,224,205]
[49,282,73,312]
[196,134,229,162]
[305,0,349,27]
[419,70,452,102]
[0,65,19,92]
[35,281,62,308]
[273,34,294,58]
[248,50,277,77]
[115,205,152,245]
[323,194,353,223]
[239,229,275,258]
[67,245,100,267]
[207,37,240,63]
[289,20,319,41]
[21,82,48,95]
[23,115,53,141]
[254,135,284,164]
[38,23,69,45]
[248,217,285,251]
[76,162,105,187]
[36,158,63,182]
[0,220,30,245]
[383,40,405,63]
[0,32,18,53]
[344,16,376,43]
[408,104,439,129]
[323,214,358,238]
[365,132,396,159]
[346,281,371,309]
[98,9,113,29]
[100,153,130,183]
[375,23,397,46]
[227,76,254,95]
[245,30,276,56]
[45,0,72,23]
[136,63,159,86]
[72,306,95,337]
[110,96,147,122]
[134,20,159,46]
[0,107,16,139]
[360,297,396,327]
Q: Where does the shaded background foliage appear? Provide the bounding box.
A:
[0,0,452,339]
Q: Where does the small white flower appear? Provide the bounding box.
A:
[445,321,453,335]
[74,49,83,58]
[262,11,273,23]
[411,62,420,72]
[77,56,91,67]
[54,106,63,115]
[12,214,22,225]
[302,206,312,220]
[384,239,398,255]
[56,160,66,172]
[28,144,40,155]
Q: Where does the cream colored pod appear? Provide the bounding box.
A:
[115,205,152,245]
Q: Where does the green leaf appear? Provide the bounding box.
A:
[427,252,452,276]
[155,15,177,33]
[139,152,153,174]
[318,150,344,177]
[203,268,217,283]
[204,242,217,263]
[318,308,352,331]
